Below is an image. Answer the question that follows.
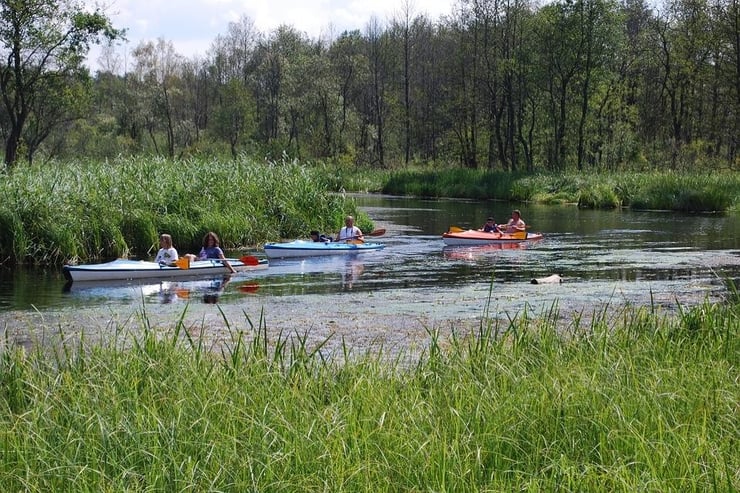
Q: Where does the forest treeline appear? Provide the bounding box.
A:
[1,0,739,172]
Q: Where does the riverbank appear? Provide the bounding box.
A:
[377,168,740,212]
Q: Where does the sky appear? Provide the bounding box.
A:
[86,0,456,70]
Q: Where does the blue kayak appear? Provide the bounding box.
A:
[264,240,385,259]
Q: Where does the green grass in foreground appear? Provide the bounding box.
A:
[0,296,737,491]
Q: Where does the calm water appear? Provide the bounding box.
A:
[1,196,739,315]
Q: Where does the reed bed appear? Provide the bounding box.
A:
[0,156,369,265]
[0,295,736,491]
[382,169,740,212]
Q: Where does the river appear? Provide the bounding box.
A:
[2,196,738,355]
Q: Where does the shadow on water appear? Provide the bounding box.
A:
[1,195,739,313]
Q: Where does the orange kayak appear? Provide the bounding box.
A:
[442,229,544,246]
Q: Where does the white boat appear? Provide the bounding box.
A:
[264,240,385,259]
[62,256,268,282]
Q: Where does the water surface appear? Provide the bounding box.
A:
[1,196,738,346]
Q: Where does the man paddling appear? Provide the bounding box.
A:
[336,215,364,242]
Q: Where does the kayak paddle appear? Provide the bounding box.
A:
[344,227,386,243]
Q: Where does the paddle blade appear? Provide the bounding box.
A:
[367,228,386,237]
[510,231,528,240]
[240,255,260,266]
[174,258,190,269]
[448,226,465,233]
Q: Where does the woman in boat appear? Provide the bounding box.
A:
[336,216,364,242]
[186,231,236,273]
[504,210,526,233]
[481,217,500,233]
[154,233,179,265]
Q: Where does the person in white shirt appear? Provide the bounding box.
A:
[504,210,526,233]
[154,233,179,265]
[336,215,364,242]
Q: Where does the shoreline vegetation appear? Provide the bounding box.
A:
[378,168,740,212]
[1,157,739,266]
[1,295,737,490]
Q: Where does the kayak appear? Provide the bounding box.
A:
[442,229,544,246]
[264,240,385,259]
[63,257,268,282]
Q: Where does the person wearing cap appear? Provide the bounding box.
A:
[481,217,500,233]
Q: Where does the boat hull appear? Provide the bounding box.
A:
[63,258,268,282]
[442,230,544,246]
[264,240,385,259]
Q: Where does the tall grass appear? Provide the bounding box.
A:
[0,295,736,491]
[0,156,371,265]
[381,168,740,212]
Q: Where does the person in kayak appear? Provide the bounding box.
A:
[185,231,236,273]
[336,215,364,242]
[154,233,179,265]
[504,210,526,233]
[310,230,332,242]
[481,217,500,233]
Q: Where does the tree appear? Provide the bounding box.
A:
[0,0,121,166]
[212,79,255,158]
[131,39,184,158]
[23,69,92,163]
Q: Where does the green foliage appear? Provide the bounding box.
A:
[0,0,122,166]
[0,156,366,265]
[629,173,738,212]
[0,299,737,490]
[374,168,740,212]
[120,212,157,257]
[577,184,621,209]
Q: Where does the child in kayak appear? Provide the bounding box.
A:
[481,217,500,233]
[310,230,332,242]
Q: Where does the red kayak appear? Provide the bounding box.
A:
[442,228,544,246]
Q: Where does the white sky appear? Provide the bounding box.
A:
[87,0,456,70]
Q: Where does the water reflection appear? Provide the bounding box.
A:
[201,276,230,304]
[341,256,365,290]
[62,275,256,305]
[441,240,540,261]
[261,254,369,293]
